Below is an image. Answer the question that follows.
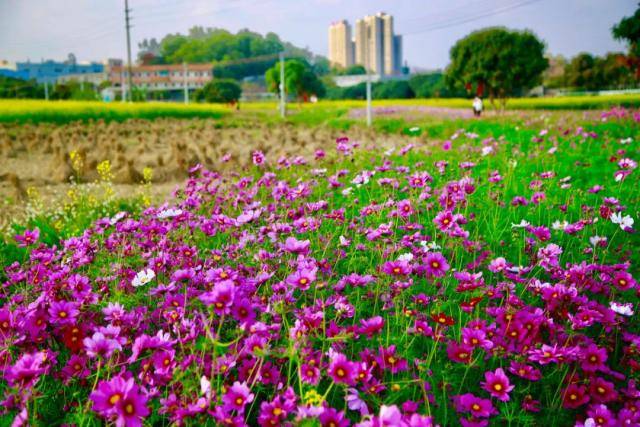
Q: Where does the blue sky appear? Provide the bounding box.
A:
[0,0,636,69]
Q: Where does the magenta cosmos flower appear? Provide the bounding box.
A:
[90,376,150,427]
[327,350,357,385]
[382,260,412,277]
[453,393,496,418]
[14,228,40,247]
[199,280,236,315]
[481,368,514,402]
[222,381,254,413]
[423,252,450,277]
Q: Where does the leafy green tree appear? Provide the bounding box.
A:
[195,79,242,103]
[0,76,43,99]
[150,27,325,81]
[265,59,325,101]
[409,72,466,98]
[345,65,367,75]
[372,80,414,99]
[446,27,548,107]
[595,53,634,88]
[564,53,598,90]
[612,4,640,79]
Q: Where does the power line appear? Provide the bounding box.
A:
[402,0,545,36]
[401,0,491,26]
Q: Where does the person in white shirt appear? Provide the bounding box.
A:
[472,96,483,117]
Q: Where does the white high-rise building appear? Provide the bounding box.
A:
[336,12,403,76]
[328,20,354,69]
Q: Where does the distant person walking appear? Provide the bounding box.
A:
[472,96,483,117]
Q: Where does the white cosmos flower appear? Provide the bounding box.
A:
[132,268,155,287]
[481,146,493,156]
[397,253,414,262]
[341,187,353,196]
[552,220,568,231]
[589,235,606,247]
[511,220,530,229]
[157,208,183,219]
[610,301,634,316]
[419,241,441,252]
[200,376,212,399]
[610,212,634,230]
[110,211,126,225]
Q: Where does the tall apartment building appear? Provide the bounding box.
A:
[381,14,395,76]
[354,19,367,66]
[331,12,403,76]
[328,20,354,69]
[393,35,403,74]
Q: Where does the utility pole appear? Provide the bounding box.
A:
[279,51,285,118]
[124,0,133,102]
[183,62,189,104]
[120,70,125,103]
[44,81,49,101]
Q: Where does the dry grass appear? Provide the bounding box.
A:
[0,118,413,227]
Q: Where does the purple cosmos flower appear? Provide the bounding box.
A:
[346,388,369,416]
[83,332,122,359]
[14,228,40,247]
[283,237,311,255]
[48,300,80,326]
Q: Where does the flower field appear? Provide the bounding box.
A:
[1,106,640,426]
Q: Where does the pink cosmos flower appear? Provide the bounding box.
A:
[252,150,265,166]
[481,368,514,401]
